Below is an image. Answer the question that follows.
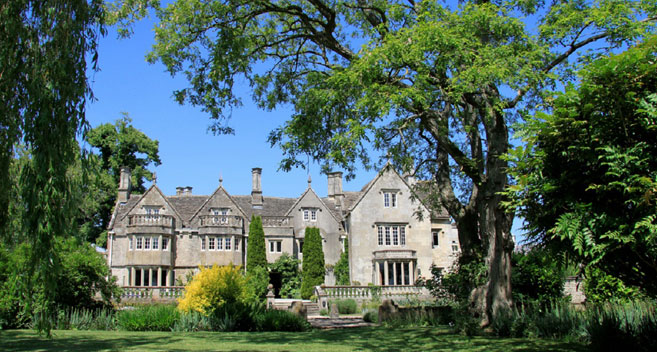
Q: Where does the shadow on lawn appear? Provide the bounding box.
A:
[0,327,587,352]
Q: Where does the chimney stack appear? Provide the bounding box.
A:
[251,167,263,206]
[176,187,183,196]
[327,172,344,208]
[118,167,132,204]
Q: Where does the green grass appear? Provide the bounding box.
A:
[0,326,586,351]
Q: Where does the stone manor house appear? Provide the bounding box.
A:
[107,164,460,289]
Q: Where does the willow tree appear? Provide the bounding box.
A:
[0,0,104,332]
[112,0,656,325]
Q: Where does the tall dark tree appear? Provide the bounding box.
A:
[301,227,324,299]
[508,38,657,297]
[111,0,656,324]
[84,115,160,244]
[246,216,267,273]
[334,238,349,286]
[0,0,104,333]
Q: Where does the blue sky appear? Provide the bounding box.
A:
[85,18,526,241]
[85,19,380,199]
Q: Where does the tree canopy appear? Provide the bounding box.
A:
[508,38,657,298]
[111,0,657,324]
[84,115,161,244]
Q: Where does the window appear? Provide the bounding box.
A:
[162,237,169,250]
[377,225,406,247]
[129,236,133,250]
[451,241,459,252]
[201,237,206,250]
[225,237,231,251]
[144,237,151,250]
[298,239,304,253]
[217,236,223,250]
[311,209,317,221]
[136,236,143,250]
[432,230,440,248]
[303,209,309,221]
[383,191,398,208]
[152,237,159,250]
[145,206,161,220]
[209,237,215,250]
[235,238,240,251]
[269,240,282,253]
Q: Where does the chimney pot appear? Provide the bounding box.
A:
[251,168,263,206]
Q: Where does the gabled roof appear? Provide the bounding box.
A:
[119,184,184,222]
[188,186,249,222]
[232,195,297,219]
[285,186,342,225]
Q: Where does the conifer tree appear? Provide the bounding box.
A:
[301,227,324,299]
[334,238,349,286]
[246,216,267,272]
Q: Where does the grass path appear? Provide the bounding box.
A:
[0,326,587,351]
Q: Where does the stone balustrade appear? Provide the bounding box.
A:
[199,215,243,227]
[315,285,431,309]
[128,214,174,227]
[119,286,185,302]
[261,216,291,227]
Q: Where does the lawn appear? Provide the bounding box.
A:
[0,326,587,351]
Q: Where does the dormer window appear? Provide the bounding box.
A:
[383,191,398,208]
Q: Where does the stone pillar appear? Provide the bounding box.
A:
[266,284,276,309]
[384,260,389,286]
[393,261,398,285]
[401,262,406,285]
[157,267,162,287]
[410,261,414,283]
[131,267,136,286]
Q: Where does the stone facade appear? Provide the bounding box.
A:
[107,165,459,288]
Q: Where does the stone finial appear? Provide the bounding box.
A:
[219,173,223,187]
[307,174,312,188]
[152,172,157,185]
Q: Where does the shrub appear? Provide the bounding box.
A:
[334,239,349,285]
[246,265,270,302]
[270,253,301,298]
[363,310,378,323]
[301,227,324,299]
[333,299,357,314]
[172,311,212,332]
[511,249,566,304]
[255,309,310,332]
[209,300,265,332]
[178,265,249,315]
[587,301,657,352]
[117,305,179,331]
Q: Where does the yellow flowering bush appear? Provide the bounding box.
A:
[177,264,248,315]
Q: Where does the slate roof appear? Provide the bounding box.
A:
[168,195,209,222]
[232,195,297,219]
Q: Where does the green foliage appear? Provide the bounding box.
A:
[171,311,212,332]
[255,309,310,332]
[55,308,116,331]
[584,266,645,303]
[117,305,180,331]
[512,249,566,304]
[332,299,357,315]
[246,216,267,273]
[334,239,349,286]
[269,253,301,299]
[508,38,657,298]
[363,310,378,323]
[80,115,161,244]
[300,227,324,299]
[0,0,104,334]
[422,255,488,304]
[587,301,657,352]
[0,237,119,329]
[245,265,270,302]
